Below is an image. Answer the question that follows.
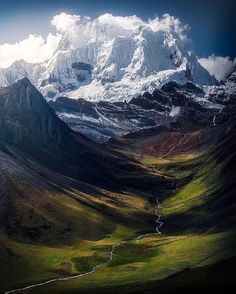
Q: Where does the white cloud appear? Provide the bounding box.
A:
[0,33,61,68]
[148,14,190,41]
[51,12,90,33]
[199,55,236,81]
[97,13,144,30]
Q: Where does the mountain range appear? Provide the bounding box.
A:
[49,69,235,142]
[2,15,234,144]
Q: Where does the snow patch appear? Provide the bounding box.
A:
[170,106,180,117]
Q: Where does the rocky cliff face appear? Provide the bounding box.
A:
[0,78,68,157]
[49,79,226,142]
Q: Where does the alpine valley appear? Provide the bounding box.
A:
[0,11,236,294]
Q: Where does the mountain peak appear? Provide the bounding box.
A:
[0,78,140,187]
[0,78,68,158]
[12,77,31,86]
[1,17,218,102]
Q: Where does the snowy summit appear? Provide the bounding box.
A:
[0,13,217,101]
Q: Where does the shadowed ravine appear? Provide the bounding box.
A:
[4,200,162,294]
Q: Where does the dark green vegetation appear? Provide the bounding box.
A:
[0,79,236,293]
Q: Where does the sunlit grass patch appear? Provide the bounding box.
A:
[29,231,236,294]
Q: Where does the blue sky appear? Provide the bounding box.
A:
[0,0,235,58]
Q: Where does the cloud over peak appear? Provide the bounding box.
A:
[148,13,190,41]
[199,55,236,81]
[51,12,90,33]
[0,33,60,68]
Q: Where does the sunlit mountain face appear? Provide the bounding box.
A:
[0,1,236,294]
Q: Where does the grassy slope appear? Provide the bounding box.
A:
[17,127,236,294]
[26,231,235,294]
[160,130,236,234]
[0,168,155,292]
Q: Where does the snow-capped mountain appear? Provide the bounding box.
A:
[1,59,44,86]
[0,14,217,102]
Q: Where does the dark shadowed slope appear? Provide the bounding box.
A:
[0,78,171,244]
[0,78,171,190]
[0,78,125,187]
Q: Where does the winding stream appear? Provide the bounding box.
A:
[5,199,162,294]
[161,134,187,159]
